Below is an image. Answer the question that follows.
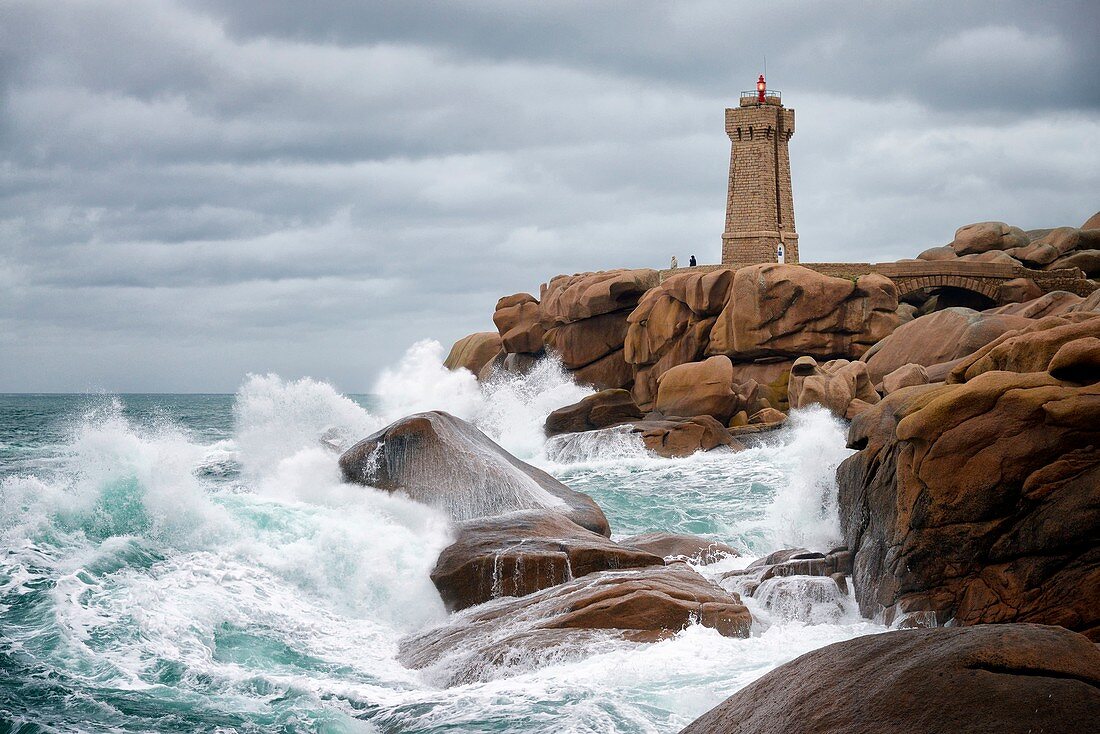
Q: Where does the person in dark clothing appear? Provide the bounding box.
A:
[689,255,697,267]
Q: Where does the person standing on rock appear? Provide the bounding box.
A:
[689,255,697,267]
[670,255,678,269]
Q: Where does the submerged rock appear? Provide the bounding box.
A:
[431,510,662,612]
[679,624,1100,734]
[634,415,741,458]
[339,411,610,536]
[400,564,751,685]
[618,532,738,564]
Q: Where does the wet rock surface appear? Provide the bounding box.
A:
[679,624,1100,734]
[618,532,738,563]
[634,415,741,458]
[543,389,643,436]
[432,510,663,612]
[443,331,503,375]
[339,411,610,536]
[401,564,751,685]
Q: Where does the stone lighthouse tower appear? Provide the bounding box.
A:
[721,75,798,264]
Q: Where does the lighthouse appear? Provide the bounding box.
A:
[721,74,799,265]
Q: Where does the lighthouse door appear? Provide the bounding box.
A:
[777,244,785,263]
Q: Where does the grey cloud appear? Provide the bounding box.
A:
[1,0,1098,392]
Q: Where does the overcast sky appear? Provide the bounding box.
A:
[2,0,1098,393]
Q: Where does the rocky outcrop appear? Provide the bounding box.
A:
[431,510,662,612]
[544,389,643,436]
[444,331,503,375]
[787,356,880,419]
[837,367,1100,636]
[707,265,899,362]
[679,624,1100,734]
[624,265,898,409]
[947,312,1100,382]
[539,269,658,390]
[401,564,752,685]
[625,268,735,407]
[988,290,1087,318]
[339,411,610,536]
[948,221,1029,255]
[492,293,545,355]
[1049,249,1100,277]
[618,533,738,564]
[860,307,1031,383]
[635,415,741,458]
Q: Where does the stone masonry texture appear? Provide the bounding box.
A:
[722,100,798,265]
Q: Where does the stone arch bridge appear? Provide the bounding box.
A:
[660,260,1096,304]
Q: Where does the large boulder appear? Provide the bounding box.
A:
[679,625,1100,734]
[707,265,899,362]
[538,269,658,390]
[837,369,1100,636]
[861,307,1031,383]
[401,564,751,685]
[1082,210,1100,230]
[655,355,738,422]
[339,411,610,536]
[431,510,663,612]
[544,389,643,436]
[787,356,880,419]
[948,221,1028,255]
[916,245,957,261]
[444,331,503,375]
[492,293,545,355]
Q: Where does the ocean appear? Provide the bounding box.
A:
[0,340,885,733]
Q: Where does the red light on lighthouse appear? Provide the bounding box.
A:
[757,74,766,103]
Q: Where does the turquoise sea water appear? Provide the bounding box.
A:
[0,347,883,733]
